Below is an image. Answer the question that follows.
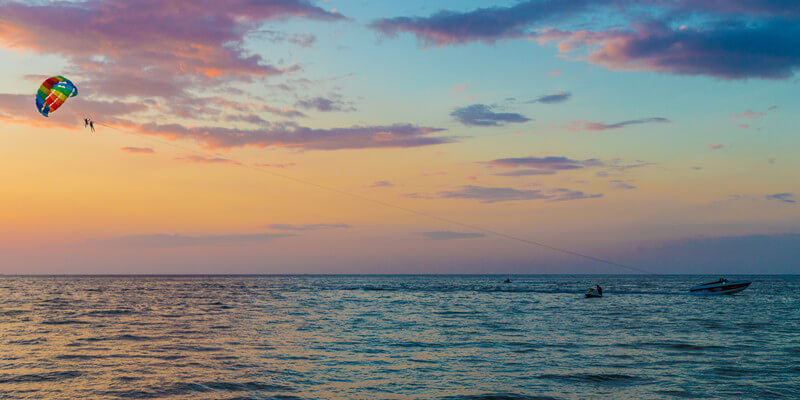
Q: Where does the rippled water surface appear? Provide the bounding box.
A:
[0,275,798,399]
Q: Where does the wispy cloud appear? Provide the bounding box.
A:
[295,96,355,112]
[85,233,290,248]
[565,117,670,132]
[528,91,571,104]
[255,162,296,169]
[610,180,637,190]
[436,185,601,203]
[421,231,486,240]
[708,144,724,150]
[366,181,394,188]
[269,223,350,231]
[451,104,531,127]
[730,106,777,120]
[765,193,796,204]
[176,155,241,165]
[136,122,453,151]
[120,147,155,154]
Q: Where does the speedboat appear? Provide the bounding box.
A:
[689,278,751,295]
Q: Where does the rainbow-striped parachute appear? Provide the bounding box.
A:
[35,76,78,117]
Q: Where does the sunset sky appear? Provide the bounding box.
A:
[1,0,798,274]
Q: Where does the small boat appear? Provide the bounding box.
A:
[689,278,751,295]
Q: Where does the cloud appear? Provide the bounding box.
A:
[547,188,603,201]
[366,180,393,188]
[370,0,598,46]
[488,156,599,170]
[765,193,796,204]
[565,117,670,131]
[529,91,571,104]
[544,20,800,80]
[255,162,295,169]
[494,169,557,176]
[730,106,776,120]
[372,1,800,80]
[451,104,531,127]
[177,155,241,165]
[134,122,453,151]
[436,185,601,203]
[610,179,637,190]
[0,0,345,99]
[295,96,356,112]
[439,185,550,203]
[421,231,486,240]
[708,144,724,150]
[453,84,469,93]
[269,223,350,231]
[120,147,155,154]
[85,233,290,248]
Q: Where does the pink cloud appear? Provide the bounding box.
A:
[120,147,155,154]
[0,0,345,98]
[453,84,469,93]
[133,122,452,151]
[708,144,724,150]
[564,117,670,132]
[176,155,241,165]
[254,163,296,169]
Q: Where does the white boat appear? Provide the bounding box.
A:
[689,278,751,295]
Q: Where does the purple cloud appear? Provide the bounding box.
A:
[451,104,531,127]
[269,223,350,231]
[488,156,599,170]
[548,188,603,202]
[565,117,670,131]
[765,193,796,204]
[85,232,290,248]
[120,147,155,154]
[136,122,452,151]
[176,155,241,165]
[421,231,486,240]
[610,180,637,190]
[366,181,394,188]
[529,91,572,104]
[436,185,601,203]
[296,96,356,112]
[371,0,598,46]
[0,0,345,99]
[439,185,551,203]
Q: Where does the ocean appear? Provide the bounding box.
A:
[0,275,797,399]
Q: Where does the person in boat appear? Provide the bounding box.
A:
[596,285,603,296]
[504,278,511,283]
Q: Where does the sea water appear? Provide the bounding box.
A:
[0,275,798,399]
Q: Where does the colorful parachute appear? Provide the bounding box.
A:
[36,76,78,117]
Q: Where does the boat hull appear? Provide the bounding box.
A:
[689,281,751,295]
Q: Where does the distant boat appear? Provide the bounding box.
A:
[690,278,751,295]
[504,278,511,283]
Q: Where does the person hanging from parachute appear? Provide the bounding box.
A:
[84,117,95,132]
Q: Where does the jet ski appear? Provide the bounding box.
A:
[689,278,751,295]
[585,289,602,298]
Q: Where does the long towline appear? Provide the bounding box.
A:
[88,118,650,274]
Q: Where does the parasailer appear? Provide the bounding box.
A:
[35,76,77,117]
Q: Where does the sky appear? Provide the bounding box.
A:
[0,0,798,274]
